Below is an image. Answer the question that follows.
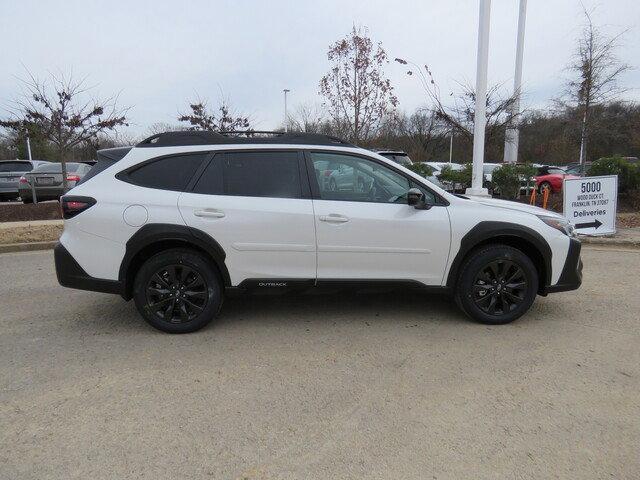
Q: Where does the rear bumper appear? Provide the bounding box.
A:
[54,243,124,295]
[542,238,582,294]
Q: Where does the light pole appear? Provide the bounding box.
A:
[283,89,290,132]
[466,0,491,196]
[503,0,527,164]
[26,136,32,160]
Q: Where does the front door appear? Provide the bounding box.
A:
[308,152,451,285]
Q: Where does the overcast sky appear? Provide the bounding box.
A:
[1,0,638,138]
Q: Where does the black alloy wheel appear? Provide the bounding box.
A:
[146,264,208,323]
[472,259,527,315]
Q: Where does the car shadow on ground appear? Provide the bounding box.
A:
[74,288,469,334]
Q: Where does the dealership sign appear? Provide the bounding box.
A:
[563,175,618,235]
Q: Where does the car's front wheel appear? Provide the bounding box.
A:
[133,248,223,333]
[455,245,538,324]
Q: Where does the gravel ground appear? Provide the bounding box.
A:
[0,247,639,480]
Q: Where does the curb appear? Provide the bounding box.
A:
[0,241,57,254]
[579,236,640,249]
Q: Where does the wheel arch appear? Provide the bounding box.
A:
[119,223,231,300]
[446,221,552,294]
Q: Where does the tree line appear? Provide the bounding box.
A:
[1,8,636,185]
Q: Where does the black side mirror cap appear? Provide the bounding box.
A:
[407,187,431,210]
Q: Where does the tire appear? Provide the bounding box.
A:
[454,244,538,325]
[538,182,552,194]
[133,248,223,333]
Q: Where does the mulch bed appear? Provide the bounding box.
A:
[0,202,61,222]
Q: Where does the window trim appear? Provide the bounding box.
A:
[186,148,311,200]
[115,151,214,192]
[303,149,449,206]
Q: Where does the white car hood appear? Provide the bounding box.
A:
[466,196,565,219]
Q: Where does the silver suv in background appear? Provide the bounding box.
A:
[376,150,413,167]
[19,162,92,203]
[0,160,49,201]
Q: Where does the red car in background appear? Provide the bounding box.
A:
[534,166,579,193]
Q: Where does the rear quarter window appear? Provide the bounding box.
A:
[120,153,208,191]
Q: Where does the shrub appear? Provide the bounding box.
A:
[438,163,472,189]
[588,156,640,194]
[491,163,536,199]
[406,162,434,178]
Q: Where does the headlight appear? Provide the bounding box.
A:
[537,215,576,237]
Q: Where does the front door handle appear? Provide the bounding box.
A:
[194,209,225,219]
[319,214,349,223]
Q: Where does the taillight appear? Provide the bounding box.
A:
[60,196,96,219]
[67,175,81,182]
[19,176,28,184]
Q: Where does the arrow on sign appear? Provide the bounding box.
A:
[575,219,602,230]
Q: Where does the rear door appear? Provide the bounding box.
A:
[307,151,451,285]
[178,150,317,286]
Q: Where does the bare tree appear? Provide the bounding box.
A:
[286,103,326,133]
[561,8,629,174]
[395,58,520,146]
[1,71,128,190]
[178,96,250,132]
[319,26,398,142]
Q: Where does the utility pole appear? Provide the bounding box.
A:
[449,130,454,164]
[283,89,290,132]
[466,0,491,196]
[503,0,527,164]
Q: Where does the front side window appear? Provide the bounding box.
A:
[193,151,302,199]
[123,154,207,191]
[311,152,435,204]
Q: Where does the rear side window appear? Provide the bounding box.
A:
[193,151,302,199]
[123,154,208,191]
[0,162,31,172]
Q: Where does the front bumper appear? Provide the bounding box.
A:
[543,237,582,294]
[54,243,124,295]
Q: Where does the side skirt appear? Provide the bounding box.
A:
[226,279,451,297]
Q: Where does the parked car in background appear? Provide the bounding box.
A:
[0,160,50,201]
[376,150,413,166]
[19,162,92,203]
[564,162,592,176]
[534,165,579,194]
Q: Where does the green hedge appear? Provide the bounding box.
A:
[588,156,640,193]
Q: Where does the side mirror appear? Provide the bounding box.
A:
[407,188,431,210]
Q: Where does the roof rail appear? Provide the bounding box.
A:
[136,130,355,148]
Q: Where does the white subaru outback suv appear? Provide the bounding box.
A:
[54,131,582,333]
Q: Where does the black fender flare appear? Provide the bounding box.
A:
[445,221,552,290]
[119,223,231,297]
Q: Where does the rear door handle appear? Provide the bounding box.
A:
[319,214,349,223]
[194,209,225,219]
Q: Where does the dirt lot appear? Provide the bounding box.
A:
[0,224,62,244]
[0,201,61,222]
[0,246,639,479]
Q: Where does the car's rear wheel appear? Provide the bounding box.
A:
[455,245,538,325]
[133,248,223,333]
